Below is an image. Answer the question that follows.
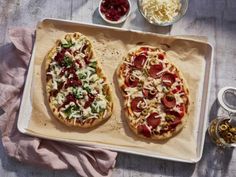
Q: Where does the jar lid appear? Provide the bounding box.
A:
[218,87,236,113]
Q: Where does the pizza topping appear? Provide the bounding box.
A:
[165,114,176,122]
[142,88,157,99]
[162,72,175,87]
[63,105,81,118]
[146,112,161,129]
[91,95,107,114]
[61,37,74,49]
[84,94,95,108]
[141,109,149,116]
[137,124,151,137]
[58,93,77,111]
[47,34,113,122]
[54,50,66,65]
[158,53,165,60]
[131,97,146,112]
[84,56,90,65]
[169,118,182,129]
[166,104,185,119]
[140,47,149,53]
[81,44,88,54]
[64,78,82,89]
[173,104,185,118]
[125,75,139,87]
[172,85,181,94]
[49,90,59,97]
[148,64,163,78]
[162,93,176,109]
[133,54,147,69]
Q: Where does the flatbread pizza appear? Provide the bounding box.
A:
[45,32,113,128]
[117,46,189,140]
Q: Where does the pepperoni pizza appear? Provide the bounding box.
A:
[117,46,189,140]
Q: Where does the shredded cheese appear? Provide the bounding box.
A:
[141,0,181,24]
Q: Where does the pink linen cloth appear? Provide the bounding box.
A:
[0,28,117,177]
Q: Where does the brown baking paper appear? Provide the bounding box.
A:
[27,19,209,161]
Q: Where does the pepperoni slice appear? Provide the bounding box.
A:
[125,75,139,87]
[162,94,176,109]
[142,88,157,99]
[146,112,161,129]
[169,118,182,129]
[148,64,163,78]
[131,97,145,112]
[137,124,151,137]
[162,72,176,87]
[176,104,186,118]
[140,47,149,53]
[165,104,185,119]
[172,85,182,94]
[133,54,147,69]
[158,53,165,60]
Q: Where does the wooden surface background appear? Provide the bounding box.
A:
[0,0,236,176]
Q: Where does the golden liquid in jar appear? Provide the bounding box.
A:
[208,118,236,147]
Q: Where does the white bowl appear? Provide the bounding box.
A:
[98,0,131,24]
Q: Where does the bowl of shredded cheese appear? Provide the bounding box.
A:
[138,0,188,26]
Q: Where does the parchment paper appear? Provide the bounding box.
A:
[27,19,208,161]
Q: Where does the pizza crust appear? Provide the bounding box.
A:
[45,32,113,128]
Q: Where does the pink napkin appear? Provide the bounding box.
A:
[0,27,117,177]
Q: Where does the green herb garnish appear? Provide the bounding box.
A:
[64,105,79,116]
[64,57,73,67]
[165,114,176,122]
[83,84,91,93]
[89,61,97,69]
[91,106,98,113]
[61,41,74,48]
[78,72,87,80]
[72,88,84,99]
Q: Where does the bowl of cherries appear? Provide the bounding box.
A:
[99,0,131,24]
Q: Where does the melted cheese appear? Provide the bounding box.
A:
[48,34,110,121]
[124,87,138,96]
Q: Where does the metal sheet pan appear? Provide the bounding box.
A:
[17,18,214,163]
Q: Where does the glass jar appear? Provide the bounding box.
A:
[208,117,236,147]
[208,87,236,148]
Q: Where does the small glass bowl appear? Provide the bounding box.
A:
[137,0,189,26]
[98,0,131,25]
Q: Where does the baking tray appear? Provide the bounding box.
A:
[17,18,213,163]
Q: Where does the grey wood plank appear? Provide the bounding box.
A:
[3,0,72,43]
[0,0,12,45]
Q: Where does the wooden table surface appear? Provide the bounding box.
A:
[0,0,236,176]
